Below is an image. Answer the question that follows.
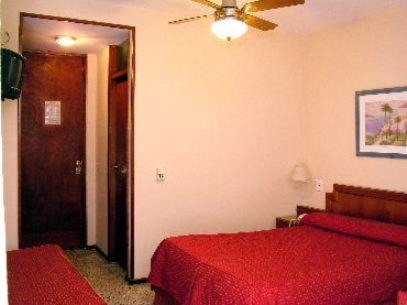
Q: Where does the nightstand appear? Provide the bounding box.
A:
[276,215,299,228]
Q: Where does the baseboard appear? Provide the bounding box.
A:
[127,277,148,285]
[85,245,110,261]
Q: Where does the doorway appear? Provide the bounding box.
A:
[18,13,136,279]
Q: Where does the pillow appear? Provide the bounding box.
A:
[300,212,407,249]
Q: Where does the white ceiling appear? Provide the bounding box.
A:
[97,0,407,34]
[22,17,130,54]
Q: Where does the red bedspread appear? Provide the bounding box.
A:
[8,245,106,305]
[149,214,407,305]
[399,291,407,305]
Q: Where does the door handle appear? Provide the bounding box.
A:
[75,160,83,175]
[113,164,127,175]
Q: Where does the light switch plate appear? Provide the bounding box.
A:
[156,168,165,182]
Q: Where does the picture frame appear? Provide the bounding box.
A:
[356,86,407,159]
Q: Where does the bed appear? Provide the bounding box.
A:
[400,291,407,305]
[7,244,106,305]
[149,184,407,305]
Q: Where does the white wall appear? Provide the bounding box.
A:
[2,0,305,278]
[302,6,407,207]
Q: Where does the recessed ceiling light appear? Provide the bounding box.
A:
[55,36,76,47]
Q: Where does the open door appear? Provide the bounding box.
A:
[108,46,129,270]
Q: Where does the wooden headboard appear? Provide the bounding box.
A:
[326,184,407,226]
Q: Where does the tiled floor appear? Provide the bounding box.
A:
[66,249,155,305]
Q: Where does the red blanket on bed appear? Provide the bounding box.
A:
[399,291,407,305]
[8,245,106,305]
[149,213,407,305]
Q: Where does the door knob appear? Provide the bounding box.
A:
[113,164,127,175]
[75,160,83,175]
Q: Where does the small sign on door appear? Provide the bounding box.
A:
[44,101,61,125]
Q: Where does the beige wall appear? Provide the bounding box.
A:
[86,50,110,253]
[1,97,17,249]
[131,16,306,278]
[302,7,407,207]
[86,54,98,246]
[95,46,109,255]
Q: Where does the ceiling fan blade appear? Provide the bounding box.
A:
[169,14,211,25]
[191,0,221,9]
[243,0,304,13]
[244,14,278,31]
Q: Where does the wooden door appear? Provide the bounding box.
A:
[108,72,129,269]
[20,52,86,249]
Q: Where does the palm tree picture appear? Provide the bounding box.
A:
[356,87,407,158]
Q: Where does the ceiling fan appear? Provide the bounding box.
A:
[169,0,305,41]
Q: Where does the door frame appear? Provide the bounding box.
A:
[18,12,137,280]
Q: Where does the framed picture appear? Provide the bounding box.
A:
[356,86,407,159]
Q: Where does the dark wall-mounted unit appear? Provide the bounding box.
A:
[1,48,26,101]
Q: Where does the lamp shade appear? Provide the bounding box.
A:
[211,17,248,41]
[291,163,311,183]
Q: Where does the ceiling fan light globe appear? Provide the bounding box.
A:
[211,18,248,40]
